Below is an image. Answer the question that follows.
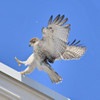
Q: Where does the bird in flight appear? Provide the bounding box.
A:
[15,14,86,84]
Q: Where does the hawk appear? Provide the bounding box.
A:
[15,14,86,84]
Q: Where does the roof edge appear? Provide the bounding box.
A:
[0,62,70,100]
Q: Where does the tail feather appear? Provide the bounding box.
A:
[48,70,63,84]
[41,62,63,84]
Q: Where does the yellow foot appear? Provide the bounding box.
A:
[20,71,25,75]
[15,57,21,66]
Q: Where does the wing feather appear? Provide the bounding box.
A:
[48,15,53,26]
[52,14,60,24]
[40,15,71,60]
[55,15,65,24]
[70,39,76,45]
[62,46,86,60]
[61,41,86,60]
[58,18,68,25]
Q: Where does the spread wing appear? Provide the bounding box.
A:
[62,40,86,60]
[41,14,71,60]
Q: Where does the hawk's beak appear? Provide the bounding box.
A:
[29,43,31,47]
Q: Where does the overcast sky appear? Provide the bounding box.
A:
[0,0,100,100]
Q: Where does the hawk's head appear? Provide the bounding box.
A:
[29,37,39,47]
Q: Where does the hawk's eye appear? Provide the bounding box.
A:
[33,40,35,43]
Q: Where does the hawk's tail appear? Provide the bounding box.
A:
[41,62,63,84]
[48,69,63,84]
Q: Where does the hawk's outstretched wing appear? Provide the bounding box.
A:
[62,40,86,60]
[40,14,70,60]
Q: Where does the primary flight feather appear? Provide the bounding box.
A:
[15,14,86,84]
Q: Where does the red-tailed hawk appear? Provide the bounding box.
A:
[15,14,86,84]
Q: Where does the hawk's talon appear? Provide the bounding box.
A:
[15,57,21,66]
[20,71,25,75]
